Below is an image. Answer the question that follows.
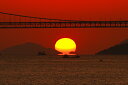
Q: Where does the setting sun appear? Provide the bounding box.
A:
[55,38,76,55]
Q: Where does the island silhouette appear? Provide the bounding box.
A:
[97,39,128,55]
[0,39,128,56]
[0,42,60,56]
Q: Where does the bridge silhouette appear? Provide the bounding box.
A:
[0,12,128,28]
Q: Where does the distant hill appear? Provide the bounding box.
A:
[0,43,59,56]
[96,40,128,55]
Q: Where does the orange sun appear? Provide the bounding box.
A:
[55,38,76,55]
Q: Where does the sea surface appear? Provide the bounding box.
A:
[0,55,128,85]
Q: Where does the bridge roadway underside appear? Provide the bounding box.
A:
[0,21,128,28]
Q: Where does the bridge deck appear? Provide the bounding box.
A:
[0,21,128,28]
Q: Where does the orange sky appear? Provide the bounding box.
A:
[0,0,128,54]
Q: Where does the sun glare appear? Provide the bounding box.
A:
[55,38,76,55]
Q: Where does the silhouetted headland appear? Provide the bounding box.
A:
[96,39,128,55]
[0,42,59,56]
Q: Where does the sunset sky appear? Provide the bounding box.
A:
[0,0,128,54]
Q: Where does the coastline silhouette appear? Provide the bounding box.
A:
[97,39,128,55]
[0,42,59,56]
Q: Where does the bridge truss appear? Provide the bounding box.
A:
[0,12,128,28]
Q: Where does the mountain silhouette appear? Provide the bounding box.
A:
[0,43,59,56]
[96,39,128,55]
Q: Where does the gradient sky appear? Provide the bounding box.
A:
[0,0,128,54]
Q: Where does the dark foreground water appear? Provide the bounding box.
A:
[0,55,128,85]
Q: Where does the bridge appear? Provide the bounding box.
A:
[0,12,128,28]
